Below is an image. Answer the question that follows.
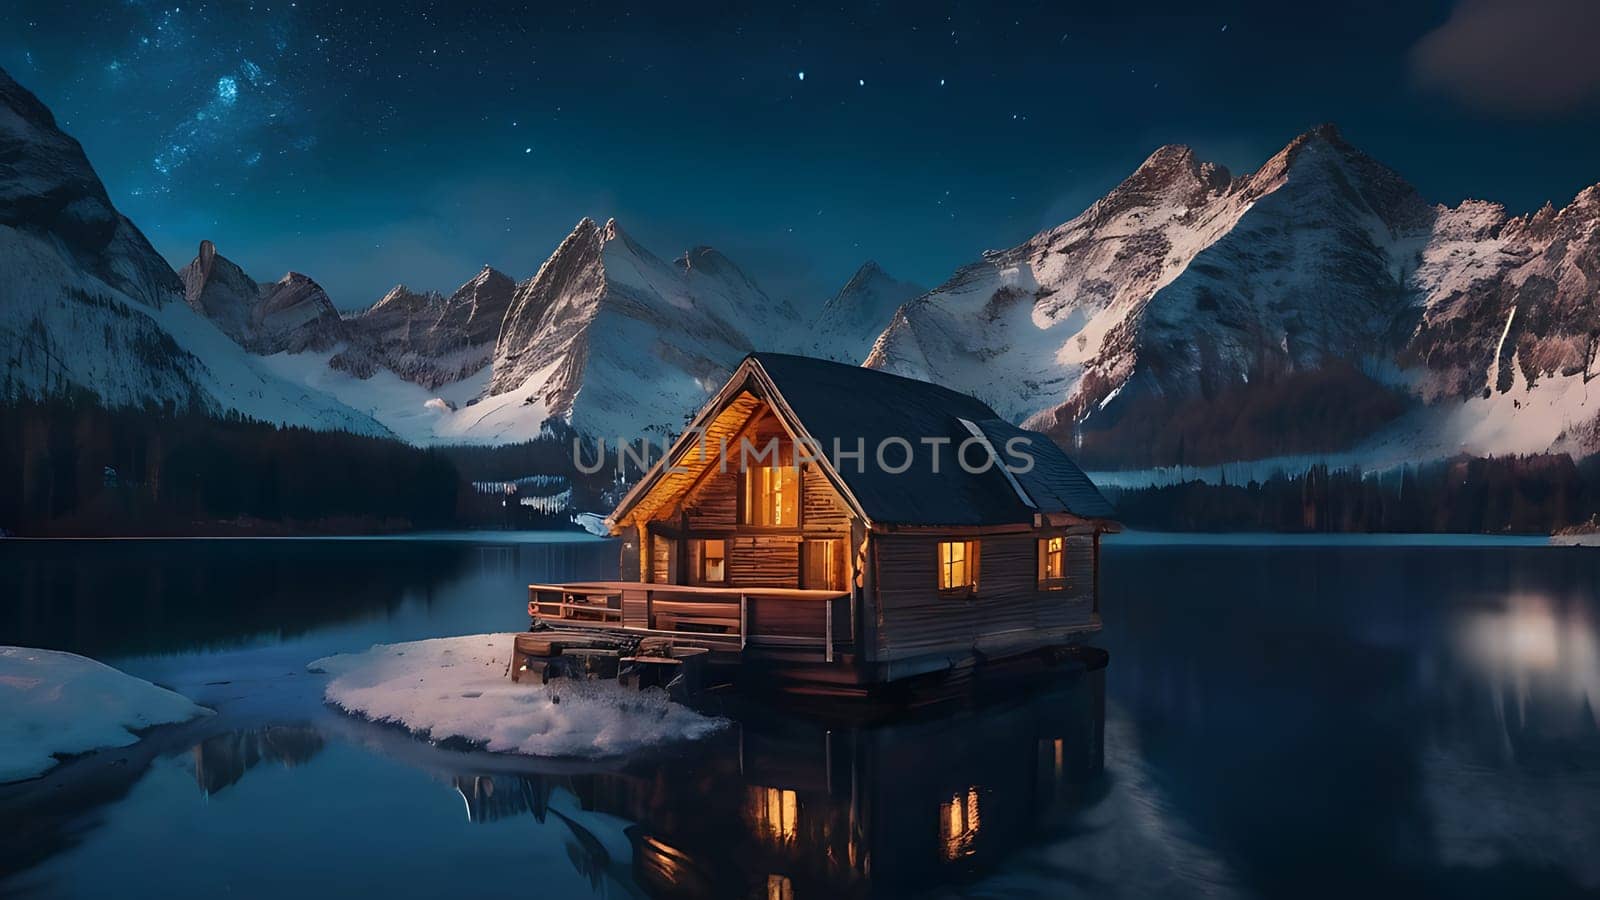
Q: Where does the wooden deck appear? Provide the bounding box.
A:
[527,582,851,664]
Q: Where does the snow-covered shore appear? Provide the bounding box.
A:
[0,647,212,783]
[308,634,726,758]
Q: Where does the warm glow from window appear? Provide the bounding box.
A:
[939,540,978,591]
[1039,536,1065,588]
[940,787,981,860]
[803,539,844,590]
[702,539,726,583]
[766,874,794,900]
[750,786,798,844]
[745,466,799,526]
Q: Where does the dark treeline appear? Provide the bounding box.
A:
[0,395,461,535]
[1107,453,1600,534]
[9,395,1600,536]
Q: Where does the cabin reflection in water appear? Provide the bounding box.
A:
[453,671,1104,897]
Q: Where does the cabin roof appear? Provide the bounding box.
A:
[750,353,1114,525]
[609,353,1116,530]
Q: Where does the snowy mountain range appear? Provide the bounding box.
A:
[867,125,1600,471]
[0,66,386,436]
[5,61,1600,473]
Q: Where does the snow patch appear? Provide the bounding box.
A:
[1489,304,1517,390]
[309,634,726,758]
[0,646,212,783]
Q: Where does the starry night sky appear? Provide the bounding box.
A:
[3,0,1598,309]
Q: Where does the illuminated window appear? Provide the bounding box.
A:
[702,539,726,583]
[803,539,844,590]
[766,875,794,900]
[1038,536,1065,590]
[744,466,799,526]
[750,786,798,844]
[939,787,981,860]
[938,540,979,592]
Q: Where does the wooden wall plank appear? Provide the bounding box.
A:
[872,531,1095,657]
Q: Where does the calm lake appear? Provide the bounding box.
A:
[2,535,1598,898]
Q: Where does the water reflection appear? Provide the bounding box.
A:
[1100,545,1600,898]
[1455,591,1599,733]
[5,540,1600,898]
[193,725,325,795]
[428,673,1107,898]
[0,537,616,659]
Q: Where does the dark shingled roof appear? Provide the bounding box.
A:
[749,353,1115,526]
[970,418,1116,520]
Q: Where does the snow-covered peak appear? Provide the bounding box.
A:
[868,123,1446,465]
[369,283,442,314]
[810,261,925,363]
[0,65,385,435]
[0,66,180,309]
[437,264,516,346]
[480,216,806,440]
[178,240,342,354]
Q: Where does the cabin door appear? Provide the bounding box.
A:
[801,539,846,591]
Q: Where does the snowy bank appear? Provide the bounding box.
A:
[0,647,212,783]
[308,634,726,758]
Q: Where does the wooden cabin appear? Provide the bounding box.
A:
[526,353,1119,695]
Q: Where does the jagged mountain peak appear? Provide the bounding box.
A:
[370,283,441,310]
[483,218,808,439]
[1243,123,1432,230]
[810,261,925,364]
[1122,143,1233,197]
[0,66,181,309]
[179,239,342,354]
[464,264,512,286]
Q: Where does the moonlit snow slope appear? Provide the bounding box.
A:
[867,125,1600,469]
[0,646,212,783]
[0,65,390,436]
[486,218,808,441]
[309,634,727,758]
[809,261,924,364]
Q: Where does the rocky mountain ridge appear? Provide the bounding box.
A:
[867,124,1600,468]
[7,56,1599,469]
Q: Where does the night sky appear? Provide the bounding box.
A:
[3,1,1598,309]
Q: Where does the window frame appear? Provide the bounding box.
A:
[801,538,845,591]
[937,539,980,596]
[1037,535,1066,591]
[701,538,727,584]
[741,464,802,528]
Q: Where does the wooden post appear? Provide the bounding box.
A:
[1092,531,1102,615]
[824,596,834,663]
[739,592,748,651]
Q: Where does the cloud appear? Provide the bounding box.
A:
[1411,0,1600,117]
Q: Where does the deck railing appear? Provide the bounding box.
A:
[527,581,849,662]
